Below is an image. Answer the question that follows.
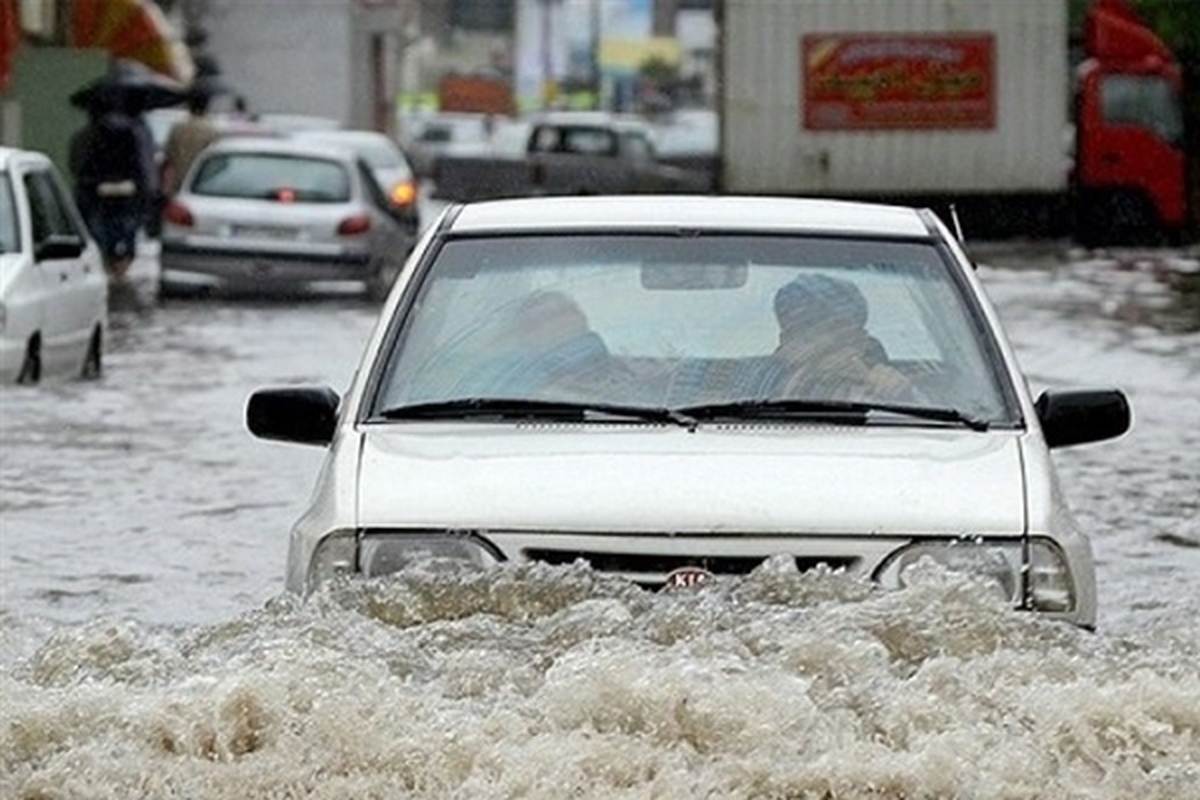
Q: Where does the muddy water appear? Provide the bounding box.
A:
[1,247,1198,799]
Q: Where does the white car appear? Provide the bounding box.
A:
[159,137,415,299]
[399,111,496,178]
[0,147,106,384]
[247,196,1130,628]
[289,129,422,236]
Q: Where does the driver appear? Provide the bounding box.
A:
[772,274,922,404]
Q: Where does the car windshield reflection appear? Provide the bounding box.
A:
[370,234,1018,425]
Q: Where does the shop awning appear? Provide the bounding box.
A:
[70,0,194,85]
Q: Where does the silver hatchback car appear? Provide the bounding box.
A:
[159,137,414,299]
[247,196,1130,628]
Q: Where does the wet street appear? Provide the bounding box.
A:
[2,241,1199,798]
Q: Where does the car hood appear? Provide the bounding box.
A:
[355,424,1027,535]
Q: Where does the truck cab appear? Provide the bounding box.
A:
[1073,0,1188,243]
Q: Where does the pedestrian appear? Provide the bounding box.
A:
[162,89,220,196]
[69,97,156,282]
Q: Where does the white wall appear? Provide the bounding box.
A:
[204,0,352,123]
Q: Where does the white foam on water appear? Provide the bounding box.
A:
[3,560,1198,799]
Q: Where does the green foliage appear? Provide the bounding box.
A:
[1133,0,1200,55]
[1070,0,1200,55]
[639,56,679,84]
[1068,0,1092,34]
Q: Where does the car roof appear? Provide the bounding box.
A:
[0,147,51,168]
[526,111,653,134]
[448,196,933,238]
[200,136,359,162]
[293,129,394,146]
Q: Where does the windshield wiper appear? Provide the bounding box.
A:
[376,398,698,428]
[675,398,991,431]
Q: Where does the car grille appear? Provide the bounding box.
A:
[522,547,858,588]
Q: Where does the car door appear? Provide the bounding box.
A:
[21,166,97,376]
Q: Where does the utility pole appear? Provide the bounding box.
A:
[589,0,601,109]
[540,0,554,109]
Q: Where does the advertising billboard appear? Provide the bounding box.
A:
[802,33,996,130]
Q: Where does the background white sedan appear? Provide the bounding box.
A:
[0,147,106,384]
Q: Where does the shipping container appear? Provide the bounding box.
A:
[717,0,1188,244]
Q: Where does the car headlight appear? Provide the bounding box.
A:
[308,529,501,588]
[1025,539,1076,613]
[874,538,1077,613]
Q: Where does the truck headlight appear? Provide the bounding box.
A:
[874,538,1076,613]
[309,529,501,588]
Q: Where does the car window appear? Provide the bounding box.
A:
[23,169,82,245]
[560,127,617,156]
[356,159,390,209]
[190,153,351,202]
[1100,74,1183,145]
[372,234,1016,421]
[0,172,17,253]
[620,132,655,162]
[416,125,453,144]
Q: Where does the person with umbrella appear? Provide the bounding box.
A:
[68,61,182,281]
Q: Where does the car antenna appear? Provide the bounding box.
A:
[949,204,966,243]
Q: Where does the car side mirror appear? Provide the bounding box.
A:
[35,234,85,262]
[246,385,340,446]
[1035,389,1130,449]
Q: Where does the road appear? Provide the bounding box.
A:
[1,236,1198,798]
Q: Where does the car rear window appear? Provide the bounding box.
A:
[190,153,351,203]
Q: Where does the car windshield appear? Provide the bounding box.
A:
[0,173,17,253]
[190,153,351,202]
[370,234,1017,425]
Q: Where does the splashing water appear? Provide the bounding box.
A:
[3,559,1198,799]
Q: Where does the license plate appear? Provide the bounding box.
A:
[231,224,297,241]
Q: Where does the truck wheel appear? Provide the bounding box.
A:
[1081,191,1161,248]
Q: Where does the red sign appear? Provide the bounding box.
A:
[802,34,995,130]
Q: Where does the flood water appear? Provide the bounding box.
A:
[1,244,1198,798]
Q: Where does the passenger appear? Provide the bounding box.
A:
[496,290,611,397]
[772,274,921,403]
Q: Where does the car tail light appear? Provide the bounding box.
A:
[389,179,417,208]
[337,214,372,236]
[163,199,194,227]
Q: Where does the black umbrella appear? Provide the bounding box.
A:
[70,59,189,113]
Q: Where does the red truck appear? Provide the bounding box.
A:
[717,0,1188,245]
[1073,0,1187,244]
